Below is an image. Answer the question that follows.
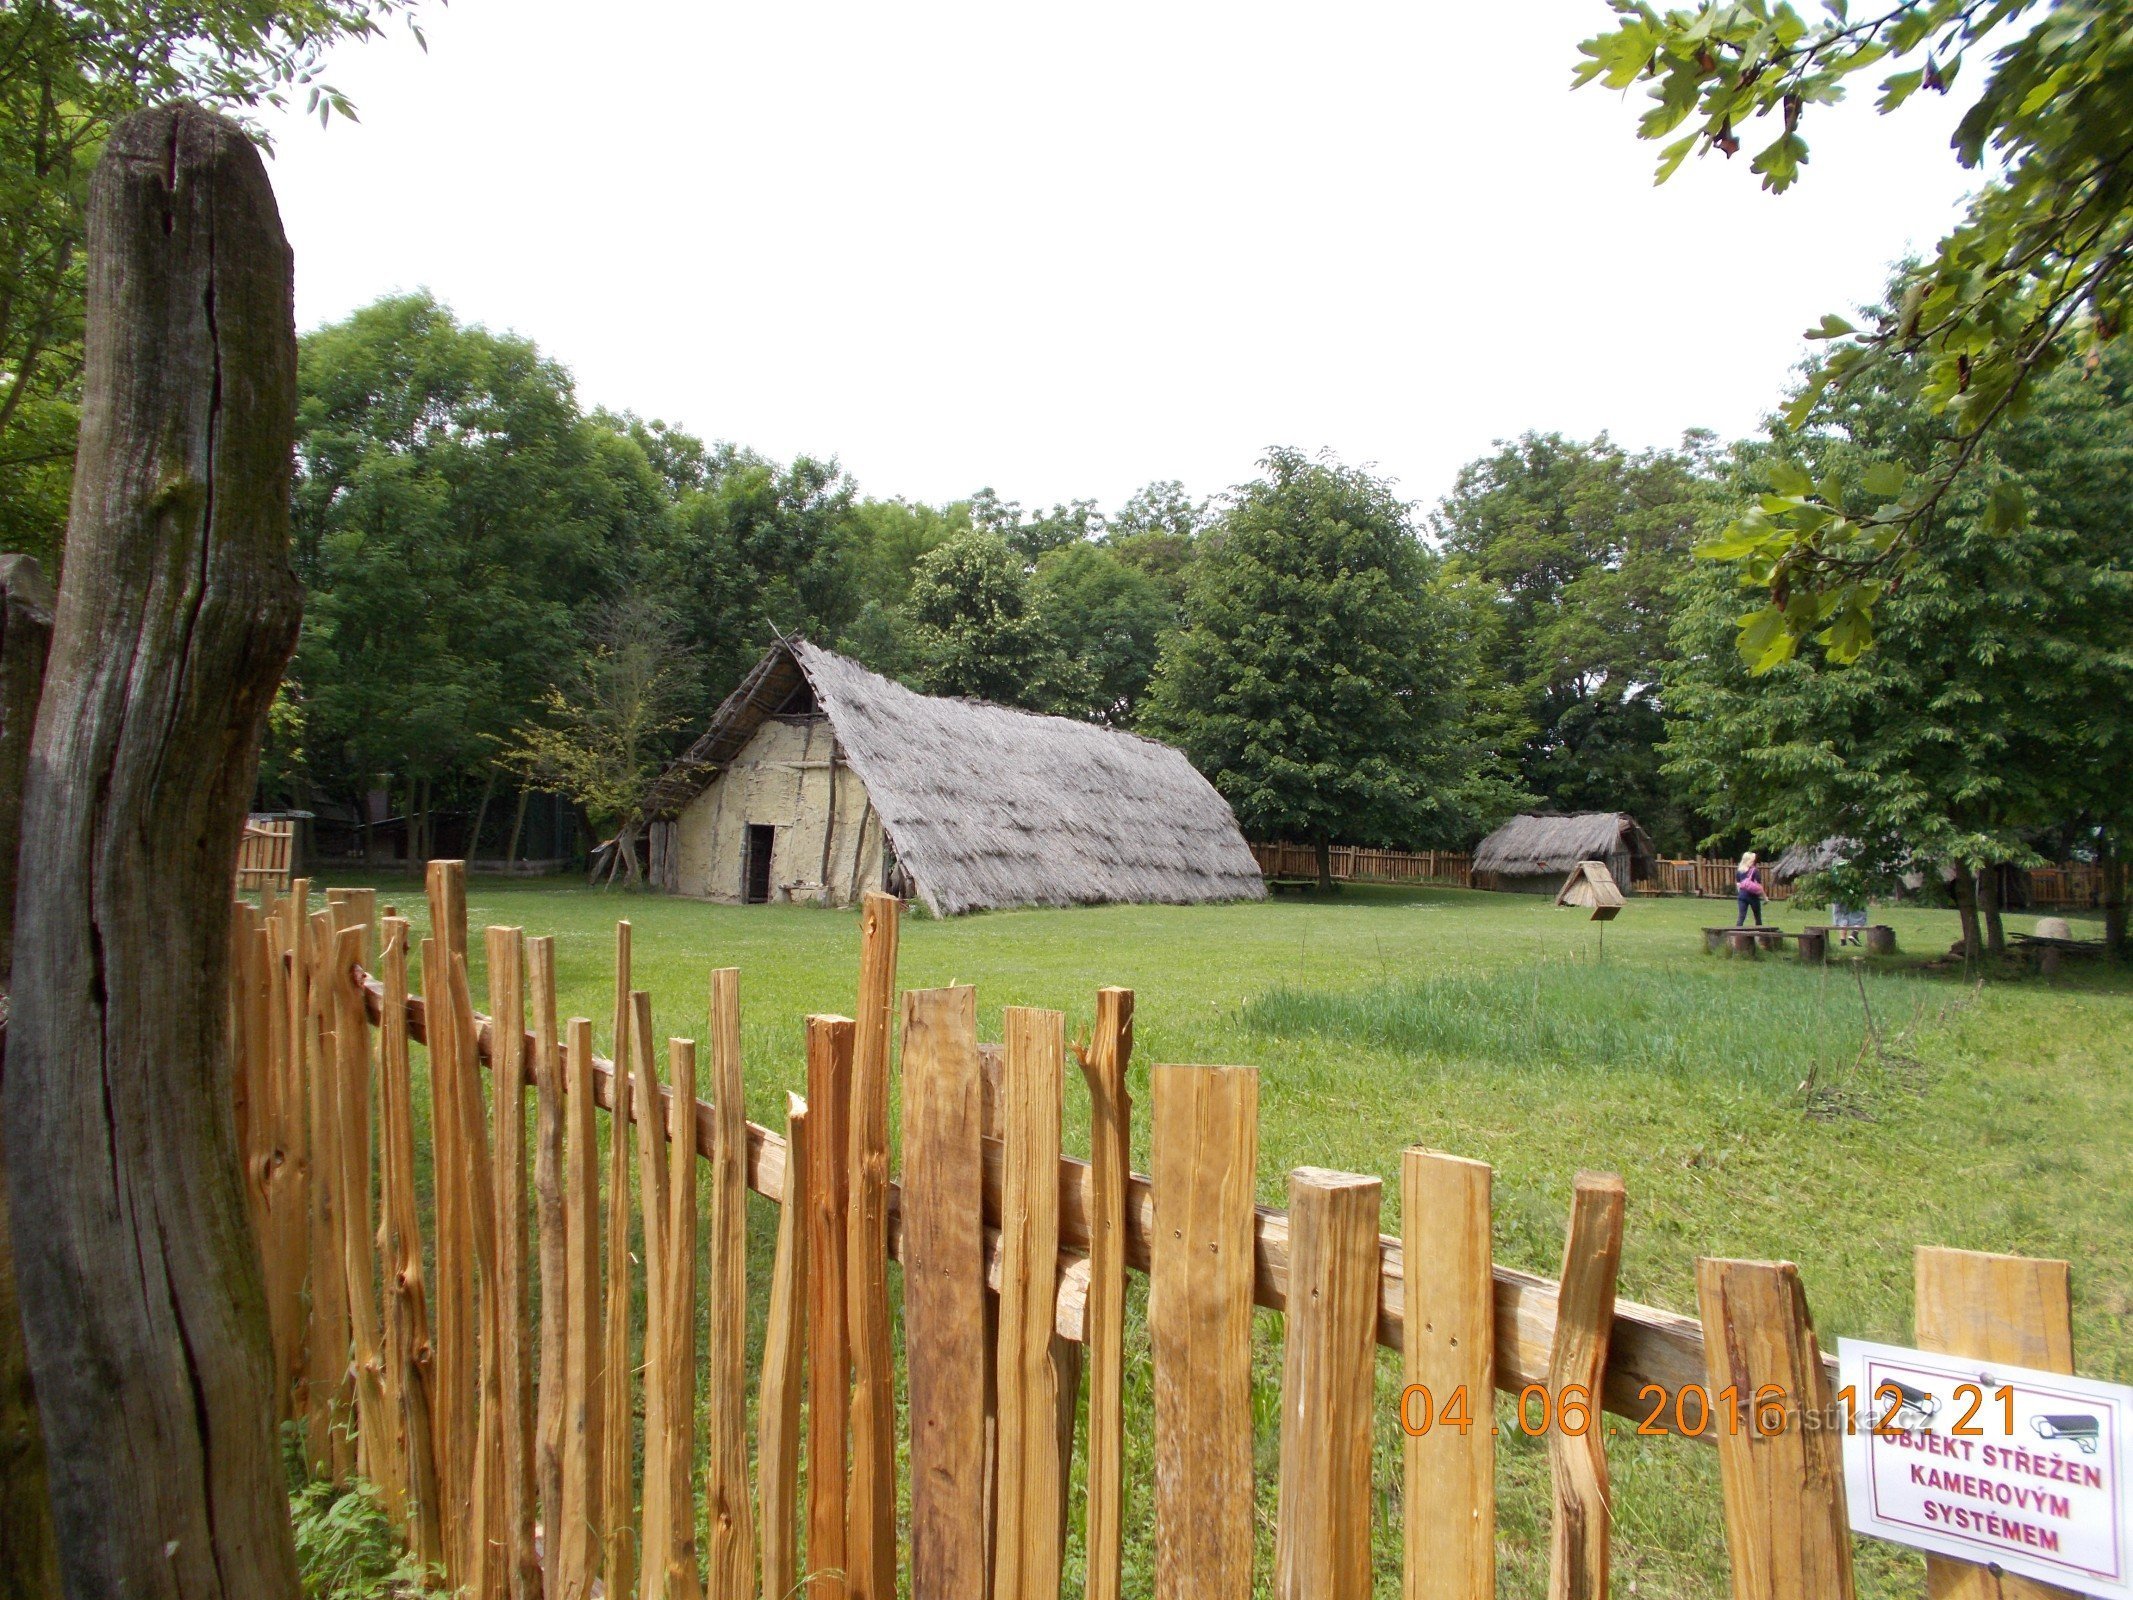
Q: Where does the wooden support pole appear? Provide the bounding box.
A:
[1077,987,1134,1600]
[599,924,637,1600]
[486,927,540,1599]
[557,1016,605,1600]
[1548,1173,1625,1600]
[659,1035,700,1599]
[1402,1151,1495,1600]
[846,891,902,1600]
[995,1006,1067,1600]
[1275,1169,1383,1600]
[704,967,755,1598]
[531,934,568,1572]
[0,102,307,1600]
[380,918,442,1570]
[806,1014,857,1600]
[1694,1259,1854,1600]
[1914,1249,2077,1600]
[900,987,989,1600]
[758,1093,810,1600]
[1151,1064,1260,1600]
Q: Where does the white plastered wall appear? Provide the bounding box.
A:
[671,714,885,905]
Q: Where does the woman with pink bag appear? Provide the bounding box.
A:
[1735,851,1766,927]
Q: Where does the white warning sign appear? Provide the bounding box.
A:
[1840,1338,2132,1597]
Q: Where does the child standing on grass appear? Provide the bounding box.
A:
[1735,851,1765,927]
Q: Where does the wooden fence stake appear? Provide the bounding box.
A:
[1077,987,1134,1600]
[1694,1259,1854,1600]
[846,891,901,1600]
[759,1092,810,1600]
[632,993,674,1598]
[901,987,989,1600]
[807,1015,857,1600]
[1151,1064,1260,1600]
[449,951,505,1600]
[704,968,755,1598]
[1275,1168,1383,1600]
[1914,1249,2077,1600]
[379,918,442,1569]
[659,1035,700,1599]
[426,861,476,1582]
[1401,1151,1495,1600]
[557,1016,604,1600]
[1548,1172,1625,1600]
[531,935,567,1567]
[307,909,353,1481]
[333,923,399,1514]
[995,1007,1066,1600]
[486,928,539,1600]
[599,923,637,1600]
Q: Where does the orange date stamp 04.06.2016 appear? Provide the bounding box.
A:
[1397,1380,2044,1440]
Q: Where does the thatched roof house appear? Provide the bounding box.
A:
[643,639,1266,916]
[1770,838,1856,881]
[1472,811,1656,894]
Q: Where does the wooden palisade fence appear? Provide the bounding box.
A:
[230,859,2086,1600]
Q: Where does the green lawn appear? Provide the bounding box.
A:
[312,873,2133,1599]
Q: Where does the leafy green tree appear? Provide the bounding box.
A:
[1577,0,2132,662]
[1105,479,1205,602]
[1031,542,1173,724]
[291,292,667,852]
[1145,448,1524,887]
[903,527,1093,712]
[1662,354,2133,959]
[0,0,424,567]
[1433,431,1720,851]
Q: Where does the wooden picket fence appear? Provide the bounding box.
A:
[236,814,295,892]
[229,859,2086,1599]
[1252,841,1473,887]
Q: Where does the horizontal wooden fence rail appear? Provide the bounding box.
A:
[232,859,2095,1600]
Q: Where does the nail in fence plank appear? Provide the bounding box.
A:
[704,967,756,1598]
[599,923,637,1600]
[806,1014,856,1600]
[531,935,567,1567]
[901,986,989,1600]
[380,919,442,1568]
[1078,988,1135,1600]
[846,890,902,1600]
[1401,1151,1495,1600]
[632,993,676,1597]
[486,928,540,1599]
[1694,1259,1854,1600]
[557,1016,605,1600]
[1914,1249,2077,1600]
[1276,1168,1384,1600]
[759,1092,810,1600]
[659,1035,702,1597]
[1151,1064,1260,1600]
[996,1006,1067,1600]
[1548,1173,1625,1600]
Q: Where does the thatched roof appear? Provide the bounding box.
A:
[647,639,1266,917]
[1472,812,1656,877]
[1770,838,1856,881]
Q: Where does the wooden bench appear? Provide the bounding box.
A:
[1702,925,1788,956]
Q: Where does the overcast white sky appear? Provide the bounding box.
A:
[257,0,1983,517]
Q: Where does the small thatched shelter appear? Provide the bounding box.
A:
[1472,811,1656,895]
[1556,860,1625,920]
[642,639,1266,916]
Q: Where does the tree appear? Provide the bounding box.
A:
[290,293,667,853]
[1144,448,1521,888]
[0,0,425,569]
[503,593,698,886]
[1662,352,2133,960]
[1433,431,1720,851]
[1104,479,1206,603]
[1577,0,2133,663]
[902,527,1093,712]
[1031,542,1174,725]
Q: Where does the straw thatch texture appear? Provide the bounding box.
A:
[649,640,1266,917]
[1471,812,1656,879]
[1770,838,1856,882]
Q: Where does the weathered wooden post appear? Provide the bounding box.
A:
[0,553,60,1597]
[1797,929,1826,964]
[3,103,304,1599]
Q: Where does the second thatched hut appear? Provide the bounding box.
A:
[1472,811,1657,895]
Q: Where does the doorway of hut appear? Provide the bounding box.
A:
[745,825,776,904]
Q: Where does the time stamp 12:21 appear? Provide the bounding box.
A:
[1396,1380,2050,1440]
